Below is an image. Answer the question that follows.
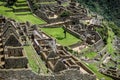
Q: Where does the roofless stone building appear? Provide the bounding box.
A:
[0,18,28,69]
[0,16,96,80]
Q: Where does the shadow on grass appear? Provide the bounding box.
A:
[15,13,32,16]
[56,36,65,40]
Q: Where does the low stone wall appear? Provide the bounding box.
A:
[91,39,104,52]
[98,46,107,55]
[63,26,83,40]
[69,42,82,48]
[13,8,30,12]
[0,69,96,80]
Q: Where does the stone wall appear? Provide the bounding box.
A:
[4,57,28,69]
[0,69,96,80]
[91,39,104,52]
[63,26,83,40]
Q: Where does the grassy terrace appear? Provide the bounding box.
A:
[24,40,48,73]
[107,26,115,54]
[0,0,46,24]
[40,27,80,46]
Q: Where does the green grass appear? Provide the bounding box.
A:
[24,45,39,72]
[82,52,97,59]
[24,40,48,73]
[107,25,115,54]
[12,5,29,9]
[0,1,46,24]
[40,27,80,46]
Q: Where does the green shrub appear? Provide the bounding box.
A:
[60,11,70,17]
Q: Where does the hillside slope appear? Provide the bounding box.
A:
[77,0,120,37]
[77,0,120,25]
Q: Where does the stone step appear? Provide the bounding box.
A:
[15,12,32,16]
[13,8,30,12]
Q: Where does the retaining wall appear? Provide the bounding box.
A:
[0,69,96,80]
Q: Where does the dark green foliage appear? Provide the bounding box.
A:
[95,26,108,44]
[77,0,120,26]
[6,0,17,6]
[108,22,120,37]
[60,11,70,17]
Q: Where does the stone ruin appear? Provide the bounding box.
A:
[32,28,96,76]
[100,65,120,79]
[28,0,88,23]
[64,21,104,52]
[0,18,28,69]
[98,49,120,80]
[0,15,96,80]
[113,37,120,51]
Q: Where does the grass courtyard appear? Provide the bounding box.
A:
[0,0,46,24]
[40,27,80,46]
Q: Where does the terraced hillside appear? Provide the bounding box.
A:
[0,0,46,24]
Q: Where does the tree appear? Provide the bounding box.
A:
[6,0,17,6]
[60,11,70,17]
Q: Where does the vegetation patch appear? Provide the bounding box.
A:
[40,27,80,46]
[82,52,97,59]
[0,0,46,24]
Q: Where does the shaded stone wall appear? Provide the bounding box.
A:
[0,69,96,80]
[91,39,104,52]
[4,57,28,69]
[63,26,83,39]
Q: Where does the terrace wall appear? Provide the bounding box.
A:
[63,26,83,40]
[4,57,28,69]
[0,69,96,80]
